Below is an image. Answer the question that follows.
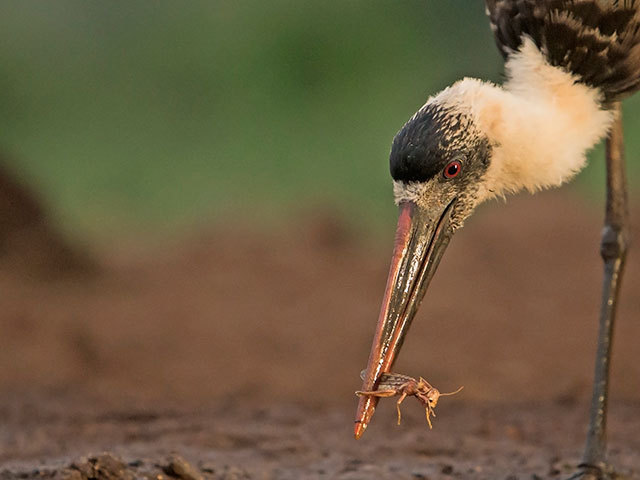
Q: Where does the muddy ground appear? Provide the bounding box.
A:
[0,190,639,479]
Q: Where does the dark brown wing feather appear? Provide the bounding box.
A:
[485,0,640,101]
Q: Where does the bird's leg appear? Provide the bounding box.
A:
[573,104,629,480]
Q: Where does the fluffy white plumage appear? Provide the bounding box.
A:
[406,38,615,205]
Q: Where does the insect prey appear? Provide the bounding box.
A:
[355,371,463,428]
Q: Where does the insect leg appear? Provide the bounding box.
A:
[395,392,408,425]
[425,405,434,429]
[355,389,397,398]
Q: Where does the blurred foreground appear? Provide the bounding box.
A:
[0,189,639,479]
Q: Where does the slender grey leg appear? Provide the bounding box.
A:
[573,104,629,480]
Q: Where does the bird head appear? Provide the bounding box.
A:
[390,95,494,230]
[355,86,494,438]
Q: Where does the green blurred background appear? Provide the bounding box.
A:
[0,0,638,240]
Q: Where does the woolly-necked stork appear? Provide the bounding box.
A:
[355,2,639,478]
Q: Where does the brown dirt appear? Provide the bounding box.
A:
[0,189,639,479]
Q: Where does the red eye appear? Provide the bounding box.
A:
[444,160,462,179]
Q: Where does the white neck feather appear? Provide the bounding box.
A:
[434,38,615,201]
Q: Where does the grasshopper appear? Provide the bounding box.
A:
[356,371,463,428]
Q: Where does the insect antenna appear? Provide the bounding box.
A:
[438,386,464,397]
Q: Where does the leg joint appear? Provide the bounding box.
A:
[600,225,628,262]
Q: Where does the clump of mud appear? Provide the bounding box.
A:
[1,453,251,480]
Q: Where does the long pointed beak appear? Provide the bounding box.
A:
[354,199,456,439]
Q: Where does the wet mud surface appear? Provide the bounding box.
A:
[1,190,639,479]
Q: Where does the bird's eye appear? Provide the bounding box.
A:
[443,159,462,179]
